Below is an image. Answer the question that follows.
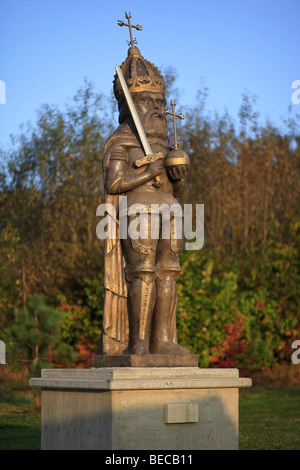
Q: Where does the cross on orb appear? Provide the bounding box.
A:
[164,100,185,149]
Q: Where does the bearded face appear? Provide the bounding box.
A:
[117,91,168,139]
[122,91,167,140]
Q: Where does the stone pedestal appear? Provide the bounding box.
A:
[91,354,199,368]
[29,367,251,450]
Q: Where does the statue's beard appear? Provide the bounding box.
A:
[140,112,168,140]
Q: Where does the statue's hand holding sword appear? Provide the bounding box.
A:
[115,65,164,186]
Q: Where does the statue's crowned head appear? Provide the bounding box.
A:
[113,45,165,102]
[114,13,168,139]
[114,45,167,139]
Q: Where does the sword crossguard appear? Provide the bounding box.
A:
[135,152,164,168]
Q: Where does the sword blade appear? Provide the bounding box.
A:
[115,65,152,156]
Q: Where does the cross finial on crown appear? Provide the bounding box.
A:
[117,12,143,48]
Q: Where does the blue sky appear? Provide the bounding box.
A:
[1,0,299,151]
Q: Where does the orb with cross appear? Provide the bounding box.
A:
[164,99,190,182]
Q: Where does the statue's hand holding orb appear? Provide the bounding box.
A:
[165,149,190,181]
[167,164,189,181]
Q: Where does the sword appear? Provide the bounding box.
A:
[115,65,163,185]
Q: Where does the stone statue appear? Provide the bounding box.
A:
[95,13,197,366]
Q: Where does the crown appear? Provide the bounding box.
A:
[113,46,165,102]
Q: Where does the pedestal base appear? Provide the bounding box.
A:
[29,367,252,450]
[91,354,199,368]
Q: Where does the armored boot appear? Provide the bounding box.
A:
[126,274,156,355]
[150,276,191,355]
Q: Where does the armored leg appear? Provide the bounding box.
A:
[122,215,158,355]
[126,274,156,354]
[151,217,191,355]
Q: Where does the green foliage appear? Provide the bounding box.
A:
[4,294,77,374]
[177,232,300,371]
[177,249,247,368]
[0,223,23,328]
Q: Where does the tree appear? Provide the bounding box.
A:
[4,294,77,374]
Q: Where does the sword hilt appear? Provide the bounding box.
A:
[135,153,164,187]
[135,152,164,167]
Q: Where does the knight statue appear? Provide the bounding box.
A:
[97,13,195,365]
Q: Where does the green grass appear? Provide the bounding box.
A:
[0,391,41,450]
[1,386,300,450]
[239,386,300,450]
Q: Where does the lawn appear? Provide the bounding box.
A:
[239,386,300,450]
[1,386,300,450]
[0,391,41,450]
